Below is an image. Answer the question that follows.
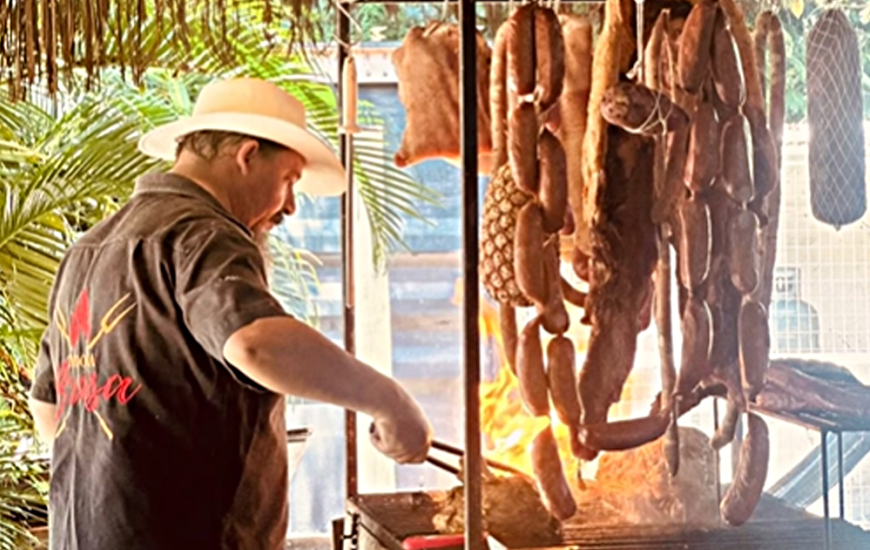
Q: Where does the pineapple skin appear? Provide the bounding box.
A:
[481,163,534,307]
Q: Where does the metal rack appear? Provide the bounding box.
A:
[329,4,870,550]
[743,404,870,550]
[333,3,598,550]
[707,385,870,550]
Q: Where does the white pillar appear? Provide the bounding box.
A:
[352,129,397,492]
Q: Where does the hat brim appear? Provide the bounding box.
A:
[138,113,348,197]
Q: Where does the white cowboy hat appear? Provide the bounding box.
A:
[138,77,347,196]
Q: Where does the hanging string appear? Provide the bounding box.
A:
[331,0,366,136]
[634,0,645,84]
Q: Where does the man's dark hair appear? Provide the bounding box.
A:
[175,130,288,160]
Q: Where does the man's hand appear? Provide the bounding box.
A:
[368,385,433,464]
[224,316,434,462]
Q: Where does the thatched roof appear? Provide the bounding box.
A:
[0,0,321,98]
[0,0,828,99]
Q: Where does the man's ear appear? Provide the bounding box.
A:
[235,140,260,175]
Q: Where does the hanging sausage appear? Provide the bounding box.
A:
[393,0,789,529]
[806,9,867,229]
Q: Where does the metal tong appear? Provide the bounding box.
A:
[426,439,526,477]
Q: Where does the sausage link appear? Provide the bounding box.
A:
[676,296,713,396]
[547,335,581,426]
[753,11,771,101]
[500,304,519,375]
[531,424,577,520]
[577,412,670,452]
[654,123,690,224]
[677,194,712,291]
[490,22,510,168]
[727,208,760,295]
[506,4,536,98]
[515,203,548,305]
[739,299,770,402]
[711,7,745,110]
[751,12,786,308]
[643,11,669,92]
[719,114,754,204]
[539,237,570,334]
[508,103,540,195]
[539,129,568,234]
[768,14,786,156]
[717,0,766,143]
[517,316,550,416]
[750,120,777,208]
[678,0,717,94]
[685,102,720,192]
[534,6,565,111]
[721,413,770,526]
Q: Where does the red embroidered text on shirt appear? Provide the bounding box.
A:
[53,289,139,440]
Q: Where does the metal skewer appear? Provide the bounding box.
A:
[431,439,528,477]
[426,455,461,475]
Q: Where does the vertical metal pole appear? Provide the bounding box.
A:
[821,430,831,550]
[712,398,722,521]
[458,1,482,550]
[338,0,358,501]
[837,432,845,520]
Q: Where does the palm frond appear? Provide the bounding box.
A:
[267,235,323,327]
[101,16,445,270]
[0,343,47,550]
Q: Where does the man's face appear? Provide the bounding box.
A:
[233,141,306,238]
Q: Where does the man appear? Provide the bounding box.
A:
[27,77,433,550]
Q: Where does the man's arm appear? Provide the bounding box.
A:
[223,316,432,464]
[176,225,431,463]
[29,398,57,444]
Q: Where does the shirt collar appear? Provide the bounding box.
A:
[132,172,252,235]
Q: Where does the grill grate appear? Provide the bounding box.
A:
[559,521,869,549]
[349,492,870,550]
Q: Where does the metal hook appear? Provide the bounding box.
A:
[440,0,451,23]
[634,0,646,83]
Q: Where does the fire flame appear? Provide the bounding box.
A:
[453,277,592,484]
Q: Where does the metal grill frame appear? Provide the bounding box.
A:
[329,4,870,550]
[333,4,604,550]
[342,491,870,550]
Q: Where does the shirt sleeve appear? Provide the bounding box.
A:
[175,223,290,390]
[30,330,56,404]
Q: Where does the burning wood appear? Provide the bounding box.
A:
[431,426,720,540]
[432,470,562,548]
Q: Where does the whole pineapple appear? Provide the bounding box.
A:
[480,163,533,307]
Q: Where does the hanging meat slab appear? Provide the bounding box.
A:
[578,126,658,428]
[392,22,494,172]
